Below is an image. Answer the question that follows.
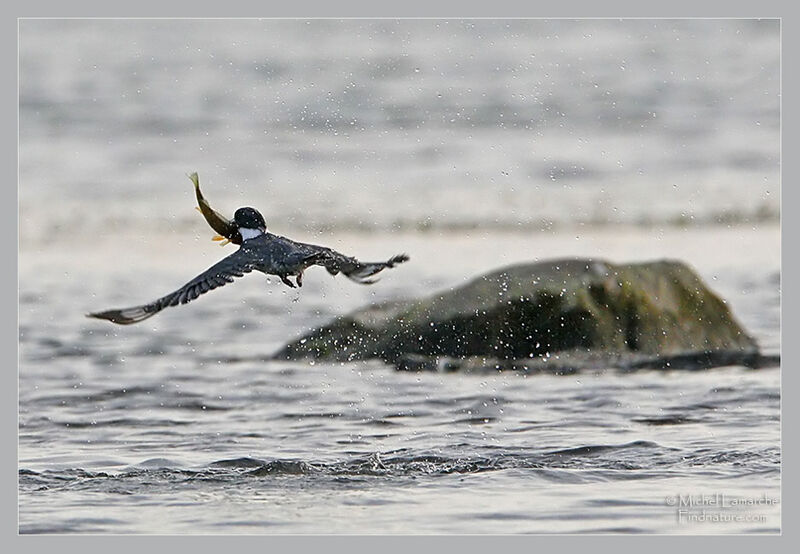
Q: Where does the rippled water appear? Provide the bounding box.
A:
[18,363,780,534]
[19,19,780,534]
[18,228,781,534]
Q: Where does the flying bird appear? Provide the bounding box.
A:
[87,174,409,325]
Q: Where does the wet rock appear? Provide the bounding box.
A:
[275,258,772,371]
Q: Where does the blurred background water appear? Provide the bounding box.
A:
[19,19,780,534]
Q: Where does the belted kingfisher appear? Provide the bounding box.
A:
[87,174,409,325]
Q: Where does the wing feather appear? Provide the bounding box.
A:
[288,240,409,284]
[87,248,260,325]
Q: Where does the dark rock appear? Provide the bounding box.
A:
[275,258,771,371]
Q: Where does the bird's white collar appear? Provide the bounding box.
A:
[239,227,264,241]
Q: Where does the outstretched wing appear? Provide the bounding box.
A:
[87,247,261,325]
[290,240,409,284]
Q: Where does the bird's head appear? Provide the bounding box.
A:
[234,207,267,240]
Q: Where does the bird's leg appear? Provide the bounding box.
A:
[279,275,296,288]
[295,271,304,288]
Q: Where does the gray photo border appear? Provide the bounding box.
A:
[6,0,792,550]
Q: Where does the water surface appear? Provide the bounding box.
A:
[19,19,780,534]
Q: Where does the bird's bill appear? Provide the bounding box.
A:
[211,234,231,246]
